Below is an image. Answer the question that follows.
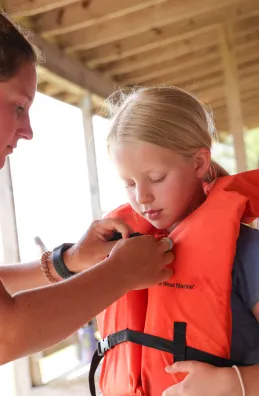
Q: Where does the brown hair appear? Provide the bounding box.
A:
[107,86,228,180]
[0,10,40,81]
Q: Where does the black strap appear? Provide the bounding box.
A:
[173,322,187,362]
[89,350,102,396]
[89,324,240,396]
[52,243,75,279]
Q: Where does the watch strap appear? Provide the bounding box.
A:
[52,243,75,279]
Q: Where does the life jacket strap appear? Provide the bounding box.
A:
[89,322,239,396]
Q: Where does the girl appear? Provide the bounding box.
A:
[96,86,259,396]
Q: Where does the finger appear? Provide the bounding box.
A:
[165,361,202,374]
[158,268,173,283]
[100,240,120,256]
[101,218,132,238]
[158,237,174,253]
[162,384,180,396]
[163,252,175,266]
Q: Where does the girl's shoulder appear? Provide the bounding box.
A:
[233,224,259,310]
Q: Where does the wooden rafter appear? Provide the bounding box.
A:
[96,29,218,76]
[61,0,241,53]
[33,0,166,37]
[115,47,218,84]
[5,0,79,18]
[133,45,259,87]
[32,35,115,99]
[80,1,259,67]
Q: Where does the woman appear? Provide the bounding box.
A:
[96,86,259,396]
[0,12,173,365]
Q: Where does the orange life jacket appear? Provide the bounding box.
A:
[90,170,259,396]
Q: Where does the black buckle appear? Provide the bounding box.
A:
[97,336,111,356]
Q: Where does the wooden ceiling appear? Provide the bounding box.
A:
[4,0,259,133]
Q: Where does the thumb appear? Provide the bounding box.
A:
[101,240,120,256]
[165,361,201,374]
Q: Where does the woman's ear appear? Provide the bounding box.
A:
[194,148,211,179]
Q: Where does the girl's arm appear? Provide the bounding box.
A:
[163,362,258,396]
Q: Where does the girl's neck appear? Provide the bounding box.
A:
[167,188,207,234]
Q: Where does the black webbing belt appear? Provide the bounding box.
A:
[89,322,238,396]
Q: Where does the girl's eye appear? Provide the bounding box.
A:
[151,175,166,183]
[16,105,25,115]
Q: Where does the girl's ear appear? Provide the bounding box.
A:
[194,148,211,179]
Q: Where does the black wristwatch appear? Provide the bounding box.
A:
[52,243,75,279]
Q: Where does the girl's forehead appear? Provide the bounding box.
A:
[110,142,186,170]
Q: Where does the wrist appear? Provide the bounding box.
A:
[45,253,63,282]
[62,246,78,273]
[220,367,243,396]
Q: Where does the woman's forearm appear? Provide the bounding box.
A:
[0,256,128,365]
[0,257,62,295]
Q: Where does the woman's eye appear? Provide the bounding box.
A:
[125,182,135,189]
[151,175,166,183]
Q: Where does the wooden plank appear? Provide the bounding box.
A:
[5,0,79,18]
[148,60,222,87]
[81,94,102,221]
[115,31,259,85]
[135,45,259,86]
[81,0,259,67]
[33,0,166,37]
[211,88,259,110]
[118,47,219,85]
[0,159,20,264]
[219,24,247,172]
[33,35,115,99]
[97,29,218,76]
[62,0,240,52]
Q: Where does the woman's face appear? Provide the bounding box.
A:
[0,62,37,169]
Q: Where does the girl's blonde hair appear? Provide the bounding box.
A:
[106,86,228,180]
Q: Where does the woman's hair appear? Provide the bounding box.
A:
[0,10,40,81]
[107,86,228,179]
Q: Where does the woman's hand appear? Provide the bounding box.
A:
[162,361,242,396]
[64,218,132,272]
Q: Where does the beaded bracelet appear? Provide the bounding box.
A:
[40,251,59,284]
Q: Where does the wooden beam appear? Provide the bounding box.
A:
[211,88,259,110]
[135,46,259,87]
[5,0,79,18]
[81,1,259,67]
[62,0,240,53]
[118,47,219,85]
[97,29,218,76]
[118,37,259,85]
[0,159,20,264]
[81,94,102,221]
[219,24,247,172]
[147,60,222,87]
[33,0,166,37]
[97,27,259,81]
[33,35,115,99]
